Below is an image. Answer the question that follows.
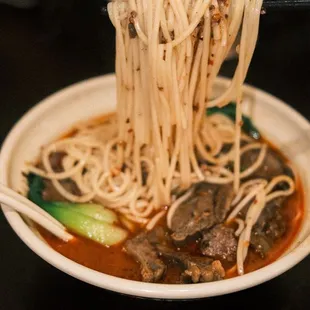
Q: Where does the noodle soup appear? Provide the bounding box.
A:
[26,112,304,284]
[15,0,305,287]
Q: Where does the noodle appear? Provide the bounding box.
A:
[27,1,271,227]
[234,218,245,237]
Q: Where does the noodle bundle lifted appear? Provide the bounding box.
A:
[25,0,302,283]
[105,0,263,218]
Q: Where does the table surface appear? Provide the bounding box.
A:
[0,4,310,310]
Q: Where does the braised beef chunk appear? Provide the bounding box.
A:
[147,226,171,246]
[241,149,285,180]
[48,152,66,172]
[157,245,225,283]
[124,233,166,282]
[170,197,203,232]
[255,197,286,237]
[200,225,237,262]
[171,212,216,245]
[181,260,225,284]
[171,183,234,245]
[214,185,234,222]
[170,184,215,232]
[125,228,226,284]
[41,152,82,201]
[250,197,286,258]
[42,179,81,202]
[195,183,218,214]
[250,234,272,257]
[123,145,291,283]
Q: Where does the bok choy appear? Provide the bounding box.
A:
[27,174,128,246]
[207,102,260,140]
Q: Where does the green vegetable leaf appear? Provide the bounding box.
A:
[207,102,260,140]
[27,173,46,206]
[42,204,128,246]
[27,174,128,246]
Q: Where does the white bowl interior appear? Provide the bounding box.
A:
[1,74,310,299]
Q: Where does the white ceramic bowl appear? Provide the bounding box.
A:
[1,74,310,299]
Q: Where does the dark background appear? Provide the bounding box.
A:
[0,2,310,309]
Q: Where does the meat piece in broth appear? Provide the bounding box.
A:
[124,233,166,282]
[39,152,81,201]
[171,212,216,245]
[200,225,237,262]
[170,183,219,232]
[157,245,225,283]
[213,185,235,222]
[48,152,66,172]
[171,183,234,245]
[147,226,171,246]
[251,197,287,258]
[241,148,286,180]
[42,179,81,202]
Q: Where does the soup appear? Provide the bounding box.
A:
[22,0,304,285]
[27,112,304,284]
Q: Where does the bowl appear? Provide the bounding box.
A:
[1,74,310,299]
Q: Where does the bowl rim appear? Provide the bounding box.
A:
[1,74,310,300]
